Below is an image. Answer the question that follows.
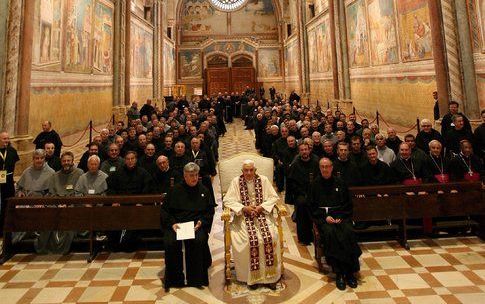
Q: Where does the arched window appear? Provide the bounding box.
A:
[209,0,248,12]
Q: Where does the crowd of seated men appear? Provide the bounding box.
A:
[244,94,484,244]
[4,89,485,250]
[11,92,265,254]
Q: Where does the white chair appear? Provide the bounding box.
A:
[219,152,287,286]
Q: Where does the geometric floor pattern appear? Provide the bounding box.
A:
[1,120,484,303]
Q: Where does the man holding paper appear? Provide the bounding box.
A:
[223,160,281,289]
[161,162,216,291]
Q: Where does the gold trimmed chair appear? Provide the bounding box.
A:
[219,152,287,286]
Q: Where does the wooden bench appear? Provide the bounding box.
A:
[1,195,165,264]
[313,181,484,272]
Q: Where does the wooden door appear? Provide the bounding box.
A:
[231,67,255,94]
[206,68,231,97]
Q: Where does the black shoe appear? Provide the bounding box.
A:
[345,273,358,288]
[336,273,346,291]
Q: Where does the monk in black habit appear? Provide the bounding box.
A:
[33,121,63,157]
[0,131,20,235]
[286,142,319,244]
[161,162,216,291]
[309,158,362,291]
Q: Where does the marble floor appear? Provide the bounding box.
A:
[1,120,484,303]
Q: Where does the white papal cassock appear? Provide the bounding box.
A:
[224,174,281,285]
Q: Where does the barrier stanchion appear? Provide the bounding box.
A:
[89,120,93,144]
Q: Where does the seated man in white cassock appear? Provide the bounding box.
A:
[224,160,281,289]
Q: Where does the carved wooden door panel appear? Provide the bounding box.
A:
[206,68,231,97]
[231,67,254,94]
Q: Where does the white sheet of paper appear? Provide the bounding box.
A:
[176,221,195,240]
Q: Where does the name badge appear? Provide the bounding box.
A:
[88,189,95,195]
[110,166,116,172]
[0,170,6,184]
[66,184,74,190]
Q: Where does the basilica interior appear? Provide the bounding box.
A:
[0,0,485,303]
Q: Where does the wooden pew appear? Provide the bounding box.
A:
[1,195,164,264]
[350,181,484,249]
[313,182,483,272]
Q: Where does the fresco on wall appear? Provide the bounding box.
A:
[93,1,113,74]
[367,0,398,65]
[182,0,227,35]
[179,50,202,78]
[308,16,331,73]
[346,0,369,67]
[231,0,277,34]
[64,0,94,73]
[204,41,255,55]
[164,41,175,84]
[285,39,299,76]
[258,49,280,77]
[478,0,485,52]
[130,19,153,79]
[397,0,433,62]
[33,0,62,70]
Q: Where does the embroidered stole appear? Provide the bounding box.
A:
[238,175,276,281]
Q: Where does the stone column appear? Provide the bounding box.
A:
[300,0,310,95]
[15,0,35,144]
[454,0,480,119]
[124,0,131,106]
[428,0,451,117]
[328,0,339,100]
[153,1,161,100]
[297,0,309,96]
[440,0,464,102]
[337,0,350,99]
[1,0,23,135]
[279,21,286,90]
[113,0,126,107]
[112,0,127,122]
[0,0,8,127]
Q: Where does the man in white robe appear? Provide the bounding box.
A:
[224,160,281,288]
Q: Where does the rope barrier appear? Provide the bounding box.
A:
[92,116,113,134]
[61,123,90,148]
[353,108,418,134]
[354,109,377,124]
[61,114,115,148]
[378,113,418,134]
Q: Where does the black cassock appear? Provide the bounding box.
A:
[309,175,362,274]
[161,182,216,288]
[0,146,20,234]
[286,155,320,243]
